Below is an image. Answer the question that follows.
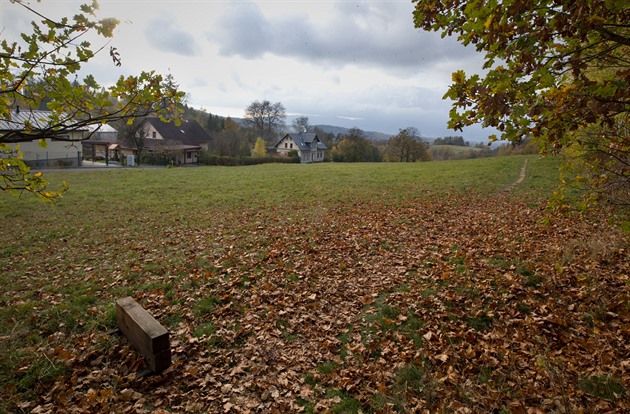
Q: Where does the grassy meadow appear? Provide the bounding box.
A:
[1,155,628,412]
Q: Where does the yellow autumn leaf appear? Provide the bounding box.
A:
[484,14,494,30]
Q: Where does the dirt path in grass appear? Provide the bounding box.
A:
[504,158,528,192]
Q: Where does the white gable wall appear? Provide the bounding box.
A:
[8,130,85,167]
[276,136,297,155]
[274,134,326,163]
[142,123,162,140]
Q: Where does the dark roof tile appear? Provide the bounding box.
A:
[144,117,211,146]
[274,132,328,151]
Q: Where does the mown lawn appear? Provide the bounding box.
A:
[1,155,627,413]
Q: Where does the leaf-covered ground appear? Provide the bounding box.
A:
[1,158,628,413]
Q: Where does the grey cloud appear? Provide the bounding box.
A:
[189,78,208,88]
[213,4,272,58]
[207,1,480,75]
[231,72,246,88]
[282,82,497,140]
[145,18,199,56]
[281,83,453,135]
[301,72,493,137]
[337,115,364,121]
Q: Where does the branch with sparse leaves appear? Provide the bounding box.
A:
[0,143,67,202]
[412,0,629,145]
[412,0,630,207]
[1,0,185,200]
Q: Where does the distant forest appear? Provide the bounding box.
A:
[183,105,225,134]
[432,136,469,146]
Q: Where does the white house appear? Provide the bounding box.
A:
[0,108,87,168]
[273,132,327,163]
[117,117,211,165]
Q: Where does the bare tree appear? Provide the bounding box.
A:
[292,116,311,133]
[244,100,286,143]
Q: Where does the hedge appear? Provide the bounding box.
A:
[199,154,300,166]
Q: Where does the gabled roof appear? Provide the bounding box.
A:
[0,108,88,135]
[0,109,53,131]
[84,123,118,144]
[275,132,328,151]
[144,117,211,146]
[87,124,117,133]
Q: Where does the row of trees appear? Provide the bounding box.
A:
[184,104,434,163]
[181,102,490,163]
[107,90,564,165]
[330,127,431,163]
[433,136,470,147]
[106,94,517,165]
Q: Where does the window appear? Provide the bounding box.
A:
[187,152,191,159]
[152,131,157,138]
[285,143,288,148]
[290,143,293,149]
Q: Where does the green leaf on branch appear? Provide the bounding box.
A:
[1,1,185,201]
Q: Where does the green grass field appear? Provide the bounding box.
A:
[1,155,627,412]
[430,144,484,153]
[429,144,486,161]
[1,155,556,216]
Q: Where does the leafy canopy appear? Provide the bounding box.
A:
[332,128,382,162]
[1,0,185,200]
[385,128,430,162]
[252,137,267,157]
[412,0,629,148]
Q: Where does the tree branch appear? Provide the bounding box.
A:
[592,24,630,47]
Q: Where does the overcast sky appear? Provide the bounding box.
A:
[1,0,494,140]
